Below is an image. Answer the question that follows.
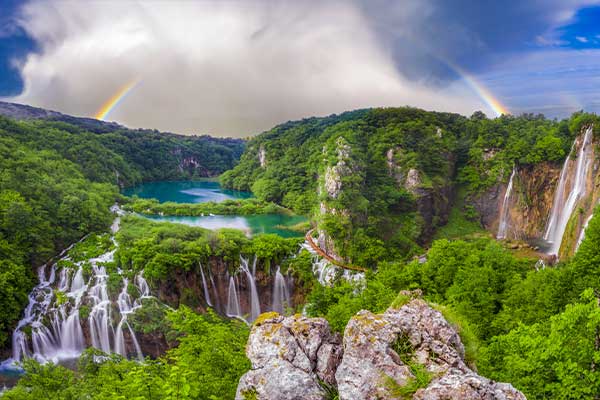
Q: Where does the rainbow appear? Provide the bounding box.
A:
[94,79,140,120]
[449,63,509,117]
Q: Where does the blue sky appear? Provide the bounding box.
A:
[1,1,600,136]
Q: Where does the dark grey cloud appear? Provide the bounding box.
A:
[357,0,598,85]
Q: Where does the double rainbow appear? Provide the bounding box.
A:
[93,64,509,121]
[94,79,140,120]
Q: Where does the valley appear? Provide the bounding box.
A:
[0,106,599,398]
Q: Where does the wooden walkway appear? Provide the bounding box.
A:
[305,229,367,272]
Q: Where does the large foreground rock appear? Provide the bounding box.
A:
[235,312,342,400]
[236,296,525,400]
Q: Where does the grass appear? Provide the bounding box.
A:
[431,303,480,368]
[384,332,434,398]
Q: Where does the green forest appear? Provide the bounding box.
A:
[2,108,600,399]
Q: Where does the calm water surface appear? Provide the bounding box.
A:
[124,181,306,237]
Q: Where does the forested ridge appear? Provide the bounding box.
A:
[3,107,600,399]
[0,115,244,350]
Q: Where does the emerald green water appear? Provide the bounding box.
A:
[144,214,306,238]
[123,181,252,203]
[123,181,306,237]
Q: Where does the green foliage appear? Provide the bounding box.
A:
[479,289,600,399]
[124,197,292,216]
[4,308,250,400]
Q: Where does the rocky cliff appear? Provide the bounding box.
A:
[236,293,525,400]
[470,126,600,259]
[470,162,561,241]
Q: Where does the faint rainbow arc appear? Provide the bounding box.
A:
[449,63,509,117]
[94,79,141,120]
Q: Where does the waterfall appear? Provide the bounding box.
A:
[199,263,213,307]
[544,126,594,256]
[497,166,517,239]
[209,272,221,312]
[240,257,261,322]
[2,210,149,368]
[576,213,594,251]
[272,267,291,315]
[226,277,241,318]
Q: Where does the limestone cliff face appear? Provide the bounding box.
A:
[470,126,600,259]
[387,147,454,243]
[471,162,561,240]
[317,137,362,263]
[236,295,525,400]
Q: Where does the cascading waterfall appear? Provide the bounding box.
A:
[199,263,213,307]
[240,256,261,322]
[576,213,594,251]
[300,242,365,287]
[544,126,594,256]
[272,267,291,314]
[497,166,517,239]
[2,210,150,368]
[226,276,242,318]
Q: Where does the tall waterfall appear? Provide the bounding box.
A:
[240,257,261,322]
[272,267,291,314]
[3,212,149,368]
[199,263,213,307]
[497,166,517,240]
[199,255,295,323]
[544,126,594,256]
[226,276,241,318]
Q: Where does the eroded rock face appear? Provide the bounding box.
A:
[235,313,342,400]
[336,298,524,400]
[236,297,525,400]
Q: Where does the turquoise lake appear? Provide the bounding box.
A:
[122,180,252,203]
[122,181,306,237]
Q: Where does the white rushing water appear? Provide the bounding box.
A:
[497,166,517,240]
[240,257,261,322]
[226,276,242,318]
[271,267,291,314]
[543,126,594,257]
[2,210,149,369]
[199,255,295,323]
[300,242,365,287]
[576,213,594,252]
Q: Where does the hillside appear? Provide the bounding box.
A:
[2,106,600,399]
[222,107,598,265]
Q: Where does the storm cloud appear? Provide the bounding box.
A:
[5,0,484,136]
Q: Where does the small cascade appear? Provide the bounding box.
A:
[240,257,261,322]
[497,166,517,239]
[576,213,594,251]
[135,273,151,299]
[534,259,546,271]
[272,267,291,314]
[3,209,149,368]
[544,126,594,257]
[199,263,213,307]
[300,242,365,287]
[209,272,220,312]
[226,277,241,318]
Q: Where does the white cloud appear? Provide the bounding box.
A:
[6,0,486,136]
[576,36,589,43]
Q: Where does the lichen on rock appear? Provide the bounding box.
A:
[237,298,525,400]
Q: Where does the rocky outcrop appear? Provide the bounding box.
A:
[236,313,342,400]
[236,296,525,400]
[387,147,454,242]
[471,162,561,240]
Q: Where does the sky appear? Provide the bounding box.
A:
[1,0,600,137]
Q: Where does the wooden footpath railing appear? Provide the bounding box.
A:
[304,229,367,273]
